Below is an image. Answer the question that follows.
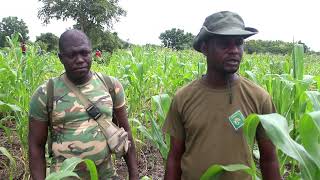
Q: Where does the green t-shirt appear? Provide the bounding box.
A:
[163,76,275,180]
[29,72,125,178]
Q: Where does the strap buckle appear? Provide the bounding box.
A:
[86,105,102,120]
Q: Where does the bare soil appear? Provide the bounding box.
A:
[115,143,164,179]
[0,120,26,180]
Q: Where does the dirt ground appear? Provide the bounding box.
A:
[115,144,164,179]
[0,124,164,180]
[0,121,26,180]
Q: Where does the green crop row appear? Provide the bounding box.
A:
[0,34,319,179]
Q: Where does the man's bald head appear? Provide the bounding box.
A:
[59,29,91,52]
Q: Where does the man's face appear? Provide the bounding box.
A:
[204,36,244,74]
[59,37,92,81]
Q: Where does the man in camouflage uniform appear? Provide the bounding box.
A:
[28,29,138,179]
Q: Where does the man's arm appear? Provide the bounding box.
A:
[113,106,139,180]
[28,117,48,180]
[256,124,281,180]
[164,136,185,180]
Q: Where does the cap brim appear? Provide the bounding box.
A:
[193,27,258,52]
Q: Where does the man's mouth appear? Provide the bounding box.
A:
[225,59,240,65]
[73,67,87,71]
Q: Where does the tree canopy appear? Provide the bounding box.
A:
[244,39,311,54]
[35,32,59,52]
[0,16,29,47]
[38,0,126,52]
[38,0,126,33]
[97,31,126,53]
[159,28,194,50]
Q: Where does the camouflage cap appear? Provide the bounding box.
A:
[193,11,258,52]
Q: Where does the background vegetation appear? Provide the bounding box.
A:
[0,0,319,179]
[0,34,319,179]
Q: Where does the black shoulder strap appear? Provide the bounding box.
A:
[46,78,54,158]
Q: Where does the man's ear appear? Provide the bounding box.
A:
[200,42,208,56]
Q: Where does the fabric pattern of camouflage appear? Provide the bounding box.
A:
[29,72,125,178]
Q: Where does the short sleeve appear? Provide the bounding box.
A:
[163,95,185,140]
[261,95,276,114]
[110,77,125,109]
[29,83,48,121]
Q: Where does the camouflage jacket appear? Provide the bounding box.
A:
[29,72,125,178]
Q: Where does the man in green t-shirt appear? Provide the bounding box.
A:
[28,29,138,179]
[163,11,281,180]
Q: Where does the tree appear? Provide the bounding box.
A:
[38,0,126,51]
[159,28,195,50]
[96,31,126,53]
[0,16,29,47]
[244,40,294,54]
[35,33,59,52]
[38,0,126,36]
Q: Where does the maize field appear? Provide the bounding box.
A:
[0,34,320,179]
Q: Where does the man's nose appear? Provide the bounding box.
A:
[227,42,241,54]
[74,54,85,63]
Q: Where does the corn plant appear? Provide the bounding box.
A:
[45,157,98,180]
[1,35,320,179]
[0,147,16,180]
[130,94,170,159]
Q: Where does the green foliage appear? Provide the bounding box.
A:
[300,111,320,167]
[131,94,170,159]
[96,31,125,53]
[45,157,98,180]
[0,34,62,179]
[140,176,152,180]
[245,40,295,54]
[1,36,320,178]
[35,32,59,52]
[256,114,320,179]
[38,0,126,31]
[201,164,253,180]
[38,0,126,49]
[292,44,304,80]
[0,16,29,47]
[159,28,194,50]
[0,147,16,180]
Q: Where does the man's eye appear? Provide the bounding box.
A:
[220,40,230,48]
[215,39,229,49]
[235,39,244,46]
[81,51,90,56]
[66,53,75,59]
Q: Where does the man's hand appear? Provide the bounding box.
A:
[256,124,281,180]
[28,118,48,180]
[113,106,139,180]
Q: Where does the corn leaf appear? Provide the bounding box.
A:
[200,164,253,180]
[256,113,320,180]
[300,111,320,167]
[46,157,97,180]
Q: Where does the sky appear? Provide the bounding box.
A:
[1,0,320,51]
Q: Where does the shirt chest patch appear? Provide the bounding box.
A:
[228,110,245,130]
